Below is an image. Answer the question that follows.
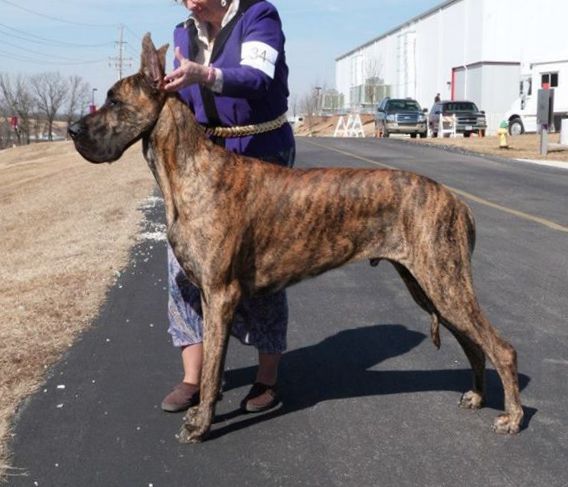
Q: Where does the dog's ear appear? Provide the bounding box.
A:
[157,44,169,73]
[141,33,167,90]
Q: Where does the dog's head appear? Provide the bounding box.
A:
[69,34,169,163]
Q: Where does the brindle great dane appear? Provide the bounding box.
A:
[68,34,523,443]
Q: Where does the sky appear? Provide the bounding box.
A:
[0,0,443,108]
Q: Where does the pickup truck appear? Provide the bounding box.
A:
[428,100,487,137]
[375,97,428,138]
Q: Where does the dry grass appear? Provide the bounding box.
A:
[0,141,154,480]
[407,132,568,162]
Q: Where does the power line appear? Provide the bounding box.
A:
[0,49,105,65]
[123,25,143,43]
[0,38,106,62]
[0,23,114,48]
[0,0,117,28]
[124,43,139,56]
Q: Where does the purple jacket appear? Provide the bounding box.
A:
[173,0,294,158]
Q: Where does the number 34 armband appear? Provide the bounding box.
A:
[240,41,279,79]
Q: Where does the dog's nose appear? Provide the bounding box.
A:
[67,122,82,140]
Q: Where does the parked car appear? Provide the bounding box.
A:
[375,97,428,138]
[428,100,487,137]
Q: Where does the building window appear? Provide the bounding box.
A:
[528,78,532,96]
[541,72,559,88]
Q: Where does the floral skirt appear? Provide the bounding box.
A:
[167,246,288,353]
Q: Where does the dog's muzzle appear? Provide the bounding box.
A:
[67,121,110,164]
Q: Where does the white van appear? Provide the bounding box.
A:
[504,60,568,135]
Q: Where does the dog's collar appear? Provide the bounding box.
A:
[199,113,288,138]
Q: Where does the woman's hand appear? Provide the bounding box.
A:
[163,46,209,91]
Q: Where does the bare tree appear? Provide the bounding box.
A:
[289,93,298,118]
[0,101,14,149]
[298,84,321,134]
[30,72,68,141]
[0,73,35,145]
[363,58,384,108]
[64,75,91,135]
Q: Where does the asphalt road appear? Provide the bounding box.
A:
[9,137,568,487]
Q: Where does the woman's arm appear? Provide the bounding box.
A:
[217,5,285,99]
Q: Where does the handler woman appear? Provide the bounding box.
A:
[161,0,295,414]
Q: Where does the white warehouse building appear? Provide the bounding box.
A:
[335,0,568,134]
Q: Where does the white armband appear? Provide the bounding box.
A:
[240,41,278,79]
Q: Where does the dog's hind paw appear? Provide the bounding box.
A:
[492,413,522,434]
[458,390,484,409]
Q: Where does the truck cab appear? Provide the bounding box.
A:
[505,61,568,135]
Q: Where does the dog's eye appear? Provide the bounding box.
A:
[105,90,122,107]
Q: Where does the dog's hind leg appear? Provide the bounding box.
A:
[405,259,523,434]
[444,303,522,433]
[177,282,241,443]
[392,261,485,405]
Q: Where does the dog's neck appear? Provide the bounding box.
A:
[143,94,223,227]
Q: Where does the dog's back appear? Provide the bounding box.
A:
[226,161,474,295]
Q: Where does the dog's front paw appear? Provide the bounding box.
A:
[182,405,199,423]
[492,413,521,434]
[458,390,484,409]
[176,421,208,444]
[176,424,202,444]
[177,406,212,444]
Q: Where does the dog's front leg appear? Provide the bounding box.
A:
[177,283,241,443]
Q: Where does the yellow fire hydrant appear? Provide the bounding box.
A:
[498,120,509,149]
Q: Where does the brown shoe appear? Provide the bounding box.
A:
[161,382,199,412]
[240,382,280,413]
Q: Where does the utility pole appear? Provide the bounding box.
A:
[109,24,132,80]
